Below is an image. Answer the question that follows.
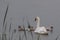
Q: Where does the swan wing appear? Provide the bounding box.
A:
[34,27,47,33]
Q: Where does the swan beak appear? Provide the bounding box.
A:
[35,18,38,21]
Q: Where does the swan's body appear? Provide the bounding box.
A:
[34,16,48,34]
[34,26,48,34]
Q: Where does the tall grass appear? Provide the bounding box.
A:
[26,16,33,40]
[2,22,7,40]
[10,31,14,40]
[3,4,9,28]
[37,34,41,40]
[55,34,60,40]
[2,3,9,40]
[0,34,1,40]
[11,29,16,40]
[22,17,27,40]
[9,23,11,33]
[19,32,21,40]
[4,22,7,40]
[8,23,12,40]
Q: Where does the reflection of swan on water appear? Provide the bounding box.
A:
[34,16,48,35]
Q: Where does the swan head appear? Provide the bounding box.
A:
[35,16,40,22]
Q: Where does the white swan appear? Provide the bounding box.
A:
[34,16,48,34]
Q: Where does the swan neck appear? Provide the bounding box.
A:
[37,20,40,27]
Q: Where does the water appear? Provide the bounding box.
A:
[0,0,60,40]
